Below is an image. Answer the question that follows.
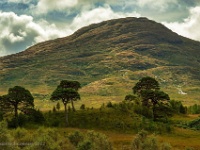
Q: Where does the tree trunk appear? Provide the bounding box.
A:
[152,104,156,121]
[14,104,18,118]
[14,104,19,127]
[71,100,75,112]
[64,103,69,126]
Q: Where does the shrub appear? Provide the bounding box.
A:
[131,130,172,150]
[106,102,113,108]
[68,131,84,147]
[125,94,137,101]
[68,130,112,150]
[80,104,85,110]
[77,140,92,150]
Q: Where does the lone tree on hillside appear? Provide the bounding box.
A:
[50,80,81,126]
[1,86,34,126]
[59,80,81,111]
[133,77,170,120]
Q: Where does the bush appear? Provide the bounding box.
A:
[68,130,112,150]
[8,108,45,128]
[169,100,187,114]
[80,104,85,110]
[188,104,200,114]
[77,140,92,150]
[125,94,137,101]
[187,118,200,130]
[68,131,84,147]
[106,102,113,108]
[131,130,172,150]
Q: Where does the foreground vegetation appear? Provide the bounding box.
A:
[0,77,200,149]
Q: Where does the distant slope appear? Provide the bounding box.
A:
[1,17,200,102]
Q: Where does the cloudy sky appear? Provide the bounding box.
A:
[0,0,200,56]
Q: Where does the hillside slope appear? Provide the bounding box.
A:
[1,17,200,102]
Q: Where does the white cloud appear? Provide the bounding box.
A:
[7,0,32,3]
[0,5,141,56]
[0,11,72,56]
[136,0,178,11]
[70,5,140,31]
[163,6,200,41]
[35,0,78,14]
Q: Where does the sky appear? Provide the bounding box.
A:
[0,0,200,56]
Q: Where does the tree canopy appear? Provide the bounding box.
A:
[133,76,160,95]
[7,86,34,116]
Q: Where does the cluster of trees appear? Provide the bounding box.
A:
[0,80,81,127]
[125,77,170,121]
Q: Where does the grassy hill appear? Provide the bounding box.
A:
[1,17,200,105]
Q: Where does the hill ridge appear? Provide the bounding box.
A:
[0,17,200,102]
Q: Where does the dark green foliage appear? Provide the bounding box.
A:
[24,108,45,124]
[141,90,170,106]
[179,104,187,114]
[106,101,113,108]
[51,87,80,102]
[8,108,45,128]
[50,80,81,126]
[50,80,81,107]
[44,102,172,133]
[56,102,60,111]
[132,77,170,121]
[0,111,3,121]
[133,77,160,95]
[187,118,200,130]
[0,95,11,115]
[169,100,187,114]
[59,80,81,90]
[4,86,34,119]
[53,106,56,112]
[188,104,200,114]
[125,94,137,101]
[80,104,85,110]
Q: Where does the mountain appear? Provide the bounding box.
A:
[1,17,200,103]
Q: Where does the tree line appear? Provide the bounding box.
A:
[0,80,81,127]
[0,77,191,128]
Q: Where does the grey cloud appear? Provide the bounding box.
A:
[0,12,70,56]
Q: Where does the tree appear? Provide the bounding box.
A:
[59,80,81,111]
[50,84,80,126]
[133,77,170,120]
[2,86,34,126]
[133,77,160,95]
[56,102,60,111]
